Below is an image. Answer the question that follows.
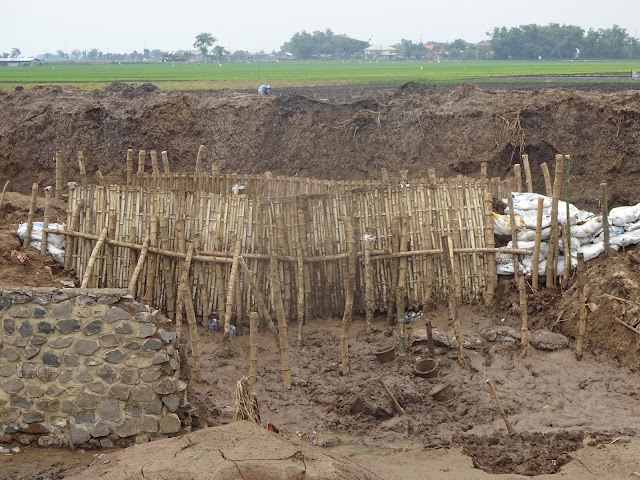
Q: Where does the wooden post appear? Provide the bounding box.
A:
[396,216,409,356]
[507,194,520,278]
[575,253,587,361]
[341,217,357,376]
[137,149,145,174]
[223,238,242,342]
[142,216,158,305]
[442,235,465,368]
[249,312,259,385]
[195,144,205,173]
[483,192,497,303]
[64,198,84,271]
[514,164,522,192]
[80,227,108,288]
[23,183,39,248]
[55,151,63,201]
[77,151,87,187]
[546,155,564,286]
[380,167,389,183]
[128,237,150,298]
[0,180,9,220]
[105,212,116,288]
[271,248,292,390]
[364,232,374,332]
[126,149,133,186]
[518,274,528,358]
[522,154,533,193]
[175,243,194,342]
[601,183,610,255]
[486,378,514,434]
[540,162,552,196]
[531,197,544,291]
[183,290,203,382]
[40,187,52,255]
[161,150,170,174]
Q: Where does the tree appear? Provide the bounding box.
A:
[1,53,9,59]
[194,32,217,60]
[11,48,21,58]
[56,50,67,61]
[212,45,227,62]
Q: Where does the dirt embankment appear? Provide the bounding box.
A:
[1,82,640,212]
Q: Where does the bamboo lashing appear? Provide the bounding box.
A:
[23,183,39,249]
[532,197,544,291]
[575,253,587,360]
[55,151,63,201]
[41,187,52,255]
[175,243,194,342]
[0,180,9,220]
[128,236,150,298]
[80,227,108,288]
[442,234,465,368]
[249,311,259,385]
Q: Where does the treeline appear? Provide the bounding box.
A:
[280,29,369,59]
[491,24,640,60]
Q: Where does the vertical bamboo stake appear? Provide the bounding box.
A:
[195,144,205,173]
[386,218,400,324]
[106,212,116,288]
[142,216,158,305]
[546,155,564,286]
[213,223,225,325]
[77,151,87,187]
[271,247,292,390]
[442,234,465,368]
[193,232,210,323]
[161,150,170,173]
[540,162,552,196]
[396,216,409,356]
[126,149,133,186]
[55,151,63,201]
[81,227,108,288]
[223,237,242,341]
[364,232,374,332]
[601,183,610,255]
[128,237,150,297]
[514,164,522,192]
[160,217,175,319]
[564,154,571,252]
[518,274,529,358]
[150,150,159,177]
[183,290,203,382]
[561,223,570,290]
[480,162,487,179]
[137,150,145,174]
[532,197,544,291]
[297,206,312,322]
[175,243,194,343]
[64,198,84,271]
[575,253,587,361]
[40,187,52,255]
[23,183,39,248]
[0,180,9,220]
[483,192,497,303]
[341,217,356,376]
[507,194,520,278]
[249,311,259,385]
[296,241,305,347]
[94,170,104,187]
[522,154,533,193]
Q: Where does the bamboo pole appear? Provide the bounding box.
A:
[0,180,9,220]
[126,149,133,185]
[396,216,409,356]
[532,197,544,291]
[507,194,520,278]
[375,376,405,416]
[364,232,374,332]
[183,289,203,382]
[480,162,487,179]
[94,170,105,187]
[40,187,52,255]
[23,183,39,249]
[564,154,571,253]
[161,150,170,174]
[540,162,552,196]
[561,223,570,290]
[193,232,211,323]
[105,212,116,288]
[80,227,108,288]
[386,218,400,324]
[159,218,175,318]
[601,183,610,255]
[271,248,292,390]
[341,217,357,376]
[55,151,63,201]
[575,253,587,361]
[518,274,529,358]
[486,378,514,434]
[77,151,87,187]
[223,237,242,342]
[137,150,146,174]
[442,234,465,368]
[64,198,84,271]
[483,191,497,303]
[213,220,225,325]
[175,243,194,343]
[522,154,533,193]
[514,164,522,192]
[128,237,150,298]
[142,216,158,305]
[195,144,205,173]
[546,155,564,286]
[249,311,259,385]
[296,241,305,347]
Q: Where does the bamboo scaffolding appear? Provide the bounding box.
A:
[23,183,39,249]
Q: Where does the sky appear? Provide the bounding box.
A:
[2,0,639,57]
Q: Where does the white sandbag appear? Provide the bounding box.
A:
[506,192,552,211]
[609,202,640,227]
[592,226,627,244]
[517,226,551,242]
[578,242,606,262]
[495,253,513,265]
[493,213,524,236]
[16,222,66,264]
[522,214,552,230]
[624,219,640,232]
[507,240,549,258]
[609,229,640,248]
[521,257,547,276]
[570,215,603,238]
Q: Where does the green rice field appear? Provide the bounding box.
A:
[1,60,639,91]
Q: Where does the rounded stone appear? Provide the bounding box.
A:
[2,347,19,362]
[125,355,153,368]
[3,318,15,335]
[142,339,162,351]
[152,350,169,365]
[91,421,110,438]
[1,379,24,394]
[70,424,91,444]
[73,411,96,424]
[25,385,44,398]
[161,394,181,413]
[105,307,130,323]
[46,385,64,397]
[99,398,121,422]
[21,362,36,378]
[36,322,54,334]
[84,357,100,366]
[58,369,73,382]
[104,349,125,364]
[62,399,76,415]
[136,323,156,339]
[123,340,140,350]
[130,385,154,402]
[36,366,58,382]
[74,339,100,355]
[0,364,15,377]
[4,336,27,347]
[18,321,33,337]
[125,402,142,417]
[120,368,139,385]
[56,319,81,334]
[99,333,119,348]
[140,368,162,383]
[75,295,96,307]
[114,322,134,334]
[32,307,46,318]
[10,396,32,409]
[145,399,162,415]
[42,352,61,367]
[52,300,72,318]
[77,370,93,382]
[109,384,130,401]
[22,412,45,424]
[36,398,60,412]
[63,353,79,366]
[116,418,139,438]
[97,364,118,383]
[24,347,40,359]
[160,413,181,434]
[140,415,159,433]
[83,320,103,336]
[49,337,73,349]
[77,392,97,410]
[30,336,47,345]
[152,378,176,395]
[88,381,106,394]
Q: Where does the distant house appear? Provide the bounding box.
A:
[0,57,41,67]
[476,40,492,52]
[364,44,399,61]
[422,45,441,61]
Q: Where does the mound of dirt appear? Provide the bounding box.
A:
[65,420,383,480]
[2,82,640,211]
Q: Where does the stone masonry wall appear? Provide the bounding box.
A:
[0,288,184,448]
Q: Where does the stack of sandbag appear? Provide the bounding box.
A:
[16,222,66,263]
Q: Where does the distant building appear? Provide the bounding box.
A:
[0,57,41,67]
[422,45,441,61]
[364,44,399,61]
[475,40,492,52]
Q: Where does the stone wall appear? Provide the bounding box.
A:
[0,287,185,448]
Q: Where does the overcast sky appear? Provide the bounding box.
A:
[2,0,639,56]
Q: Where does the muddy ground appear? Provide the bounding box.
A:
[2,81,640,478]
